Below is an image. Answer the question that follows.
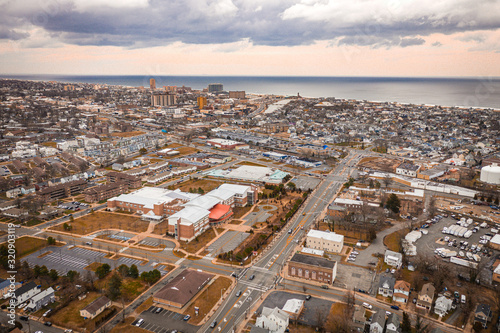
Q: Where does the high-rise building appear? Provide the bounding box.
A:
[229,91,245,99]
[150,78,156,90]
[208,83,223,93]
[151,92,177,106]
[164,86,177,92]
[197,96,207,109]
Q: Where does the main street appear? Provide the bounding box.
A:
[197,152,362,333]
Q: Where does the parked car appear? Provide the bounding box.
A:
[249,275,255,280]
[390,305,400,310]
[183,315,191,321]
[44,322,52,327]
[362,302,373,309]
[305,295,311,300]
[155,307,162,314]
[321,285,329,289]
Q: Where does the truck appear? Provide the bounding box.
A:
[480,222,488,228]
[472,254,481,262]
[463,230,473,239]
[442,250,457,258]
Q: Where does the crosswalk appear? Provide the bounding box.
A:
[139,239,160,247]
[238,280,268,292]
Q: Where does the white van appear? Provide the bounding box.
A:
[461,295,466,304]
[362,302,373,310]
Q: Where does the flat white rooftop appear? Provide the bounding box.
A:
[307,229,344,243]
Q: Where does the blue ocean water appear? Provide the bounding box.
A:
[2,75,500,109]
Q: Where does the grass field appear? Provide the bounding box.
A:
[111,131,146,138]
[178,179,221,193]
[235,161,266,167]
[232,206,252,219]
[50,292,102,330]
[6,236,53,258]
[383,229,407,253]
[50,212,149,235]
[164,143,198,157]
[180,228,216,253]
[184,276,232,324]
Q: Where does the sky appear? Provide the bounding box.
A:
[0,0,500,77]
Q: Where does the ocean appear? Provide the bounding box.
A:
[2,75,500,109]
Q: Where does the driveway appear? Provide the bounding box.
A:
[354,222,408,267]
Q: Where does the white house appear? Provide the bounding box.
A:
[385,313,400,333]
[370,309,386,333]
[255,307,289,333]
[434,296,453,317]
[26,287,55,312]
[14,282,40,305]
[378,276,396,297]
[384,250,403,268]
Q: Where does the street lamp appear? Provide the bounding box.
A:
[221,288,226,301]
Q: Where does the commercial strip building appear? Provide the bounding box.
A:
[205,165,289,184]
[153,269,213,308]
[305,229,344,254]
[288,253,337,284]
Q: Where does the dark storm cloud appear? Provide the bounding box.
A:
[1,0,499,48]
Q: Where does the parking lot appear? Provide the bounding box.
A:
[412,214,499,284]
[334,263,375,293]
[23,245,162,277]
[206,231,250,257]
[291,176,321,191]
[58,201,89,211]
[134,306,198,333]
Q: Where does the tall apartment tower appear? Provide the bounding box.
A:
[150,78,156,90]
[197,96,207,109]
[151,92,177,106]
[208,83,223,93]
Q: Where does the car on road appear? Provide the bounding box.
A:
[236,290,242,297]
[390,305,399,310]
[20,316,29,321]
[44,322,52,326]
[183,314,191,321]
[85,242,92,246]
[210,320,217,328]
[249,275,255,280]
[305,295,311,300]
[321,285,329,289]
[362,302,373,309]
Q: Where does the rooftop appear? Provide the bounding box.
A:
[307,229,344,243]
[290,253,336,269]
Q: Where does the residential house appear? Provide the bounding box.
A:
[255,306,289,333]
[384,250,403,268]
[281,299,304,320]
[474,304,492,329]
[352,305,366,330]
[80,296,112,319]
[416,283,435,312]
[14,282,40,305]
[0,279,21,298]
[385,313,400,333]
[370,309,386,333]
[378,276,396,298]
[26,287,55,312]
[434,296,453,317]
[393,280,410,304]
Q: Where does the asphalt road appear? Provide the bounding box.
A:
[0,311,65,333]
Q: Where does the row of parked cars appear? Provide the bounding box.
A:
[347,250,359,263]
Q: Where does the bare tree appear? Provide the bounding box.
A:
[427,195,437,217]
[383,174,392,188]
[314,307,328,332]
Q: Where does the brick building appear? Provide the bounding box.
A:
[83,182,128,203]
[107,171,141,188]
[288,253,337,284]
[37,179,87,202]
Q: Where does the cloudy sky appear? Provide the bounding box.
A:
[1,0,499,76]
